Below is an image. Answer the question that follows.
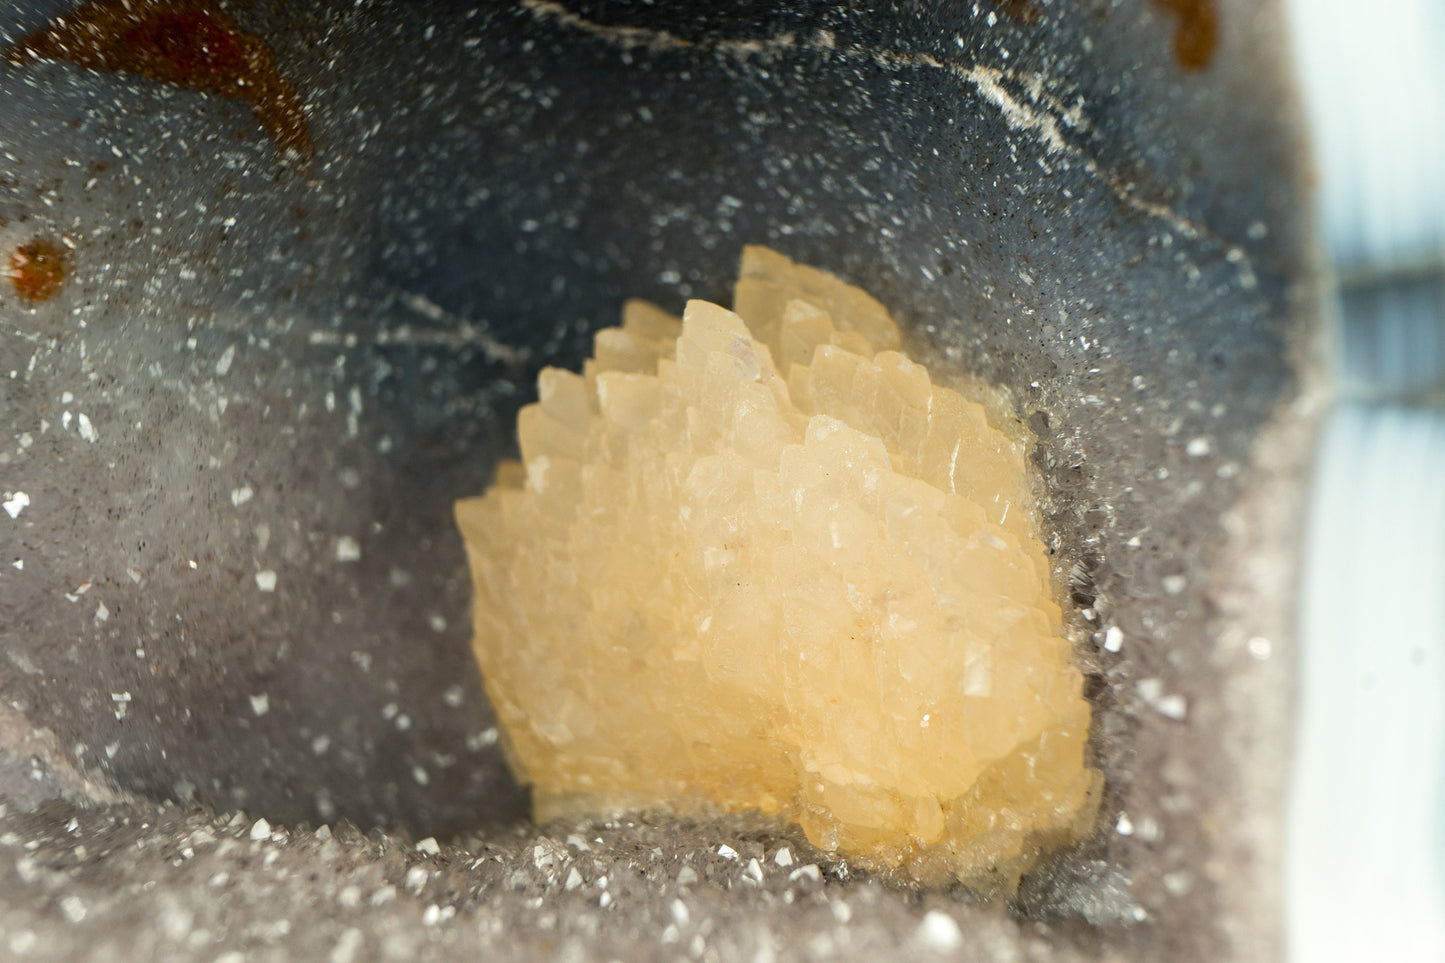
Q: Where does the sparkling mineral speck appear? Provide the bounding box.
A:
[917,910,964,951]
[3,491,30,519]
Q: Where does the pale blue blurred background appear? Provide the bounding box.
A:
[1285,1,1445,960]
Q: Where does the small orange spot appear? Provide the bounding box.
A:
[8,239,69,303]
[6,0,311,160]
[1155,0,1218,72]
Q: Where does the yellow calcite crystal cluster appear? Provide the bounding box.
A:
[456,247,1100,891]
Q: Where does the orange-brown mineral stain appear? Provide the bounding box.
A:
[990,0,1042,25]
[1154,0,1218,72]
[6,0,311,160]
[8,239,70,303]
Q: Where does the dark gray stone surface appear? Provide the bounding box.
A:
[0,0,1321,958]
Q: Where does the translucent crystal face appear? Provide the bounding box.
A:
[456,247,1100,892]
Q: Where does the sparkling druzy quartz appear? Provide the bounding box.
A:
[456,247,1100,892]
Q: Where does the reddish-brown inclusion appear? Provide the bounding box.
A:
[990,0,1042,25]
[6,0,311,159]
[1155,0,1218,72]
[989,0,1214,72]
[9,239,69,303]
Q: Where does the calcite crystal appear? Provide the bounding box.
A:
[456,247,1100,891]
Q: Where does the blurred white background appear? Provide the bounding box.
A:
[1285,0,1445,960]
